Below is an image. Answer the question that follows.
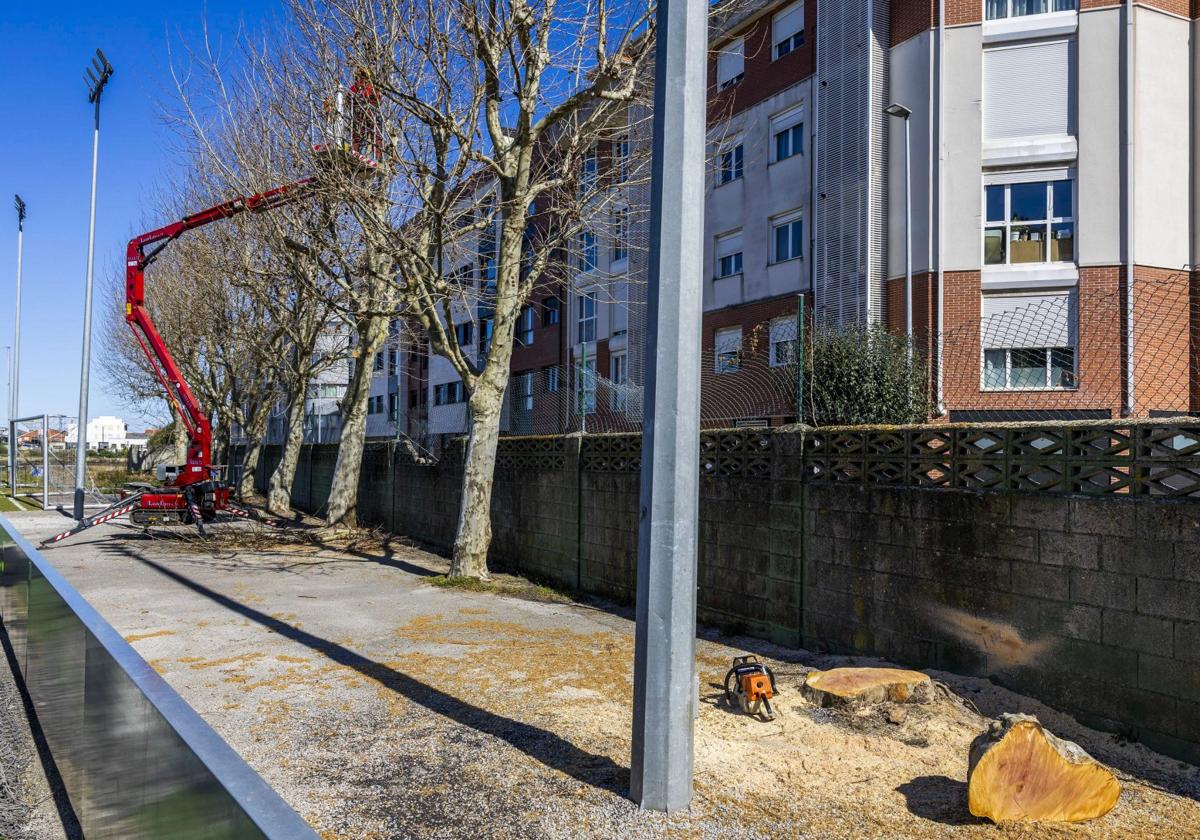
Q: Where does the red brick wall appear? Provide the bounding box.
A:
[1131,266,1193,416]
[893,1,936,46]
[885,272,940,402]
[940,269,1125,418]
[708,1,816,124]
[946,0,982,26]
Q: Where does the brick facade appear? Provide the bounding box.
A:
[892,0,936,45]
[708,0,816,124]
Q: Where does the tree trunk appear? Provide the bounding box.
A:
[324,314,389,526]
[267,390,308,515]
[172,414,189,466]
[449,390,504,579]
[237,403,271,499]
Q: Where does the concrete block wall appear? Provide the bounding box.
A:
[254,429,1200,763]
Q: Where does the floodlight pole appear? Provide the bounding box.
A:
[630,0,706,812]
[74,49,113,520]
[884,103,913,367]
[11,196,24,424]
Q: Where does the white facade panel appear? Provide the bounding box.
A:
[886,30,934,281]
[1133,7,1191,270]
[942,25,985,272]
[1076,7,1122,267]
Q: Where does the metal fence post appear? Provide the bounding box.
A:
[7,419,14,500]
[630,0,706,813]
[41,414,49,509]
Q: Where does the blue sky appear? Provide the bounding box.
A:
[0,1,281,430]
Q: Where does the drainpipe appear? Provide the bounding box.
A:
[935,0,946,415]
[810,18,820,319]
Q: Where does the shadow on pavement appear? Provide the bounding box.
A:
[112,547,630,798]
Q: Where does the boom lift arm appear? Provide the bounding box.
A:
[123,180,312,486]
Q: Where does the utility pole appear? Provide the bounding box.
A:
[11,196,24,423]
[630,0,706,812]
[74,49,113,519]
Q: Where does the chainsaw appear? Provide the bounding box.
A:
[723,655,779,721]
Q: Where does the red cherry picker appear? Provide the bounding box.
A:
[42,73,382,547]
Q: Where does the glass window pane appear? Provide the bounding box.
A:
[1051,222,1074,262]
[791,125,804,155]
[1009,181,1047,222]
[1009,225,1046,264]
[774,225,788,261]
[984,227,1007,264]
[1052,180,1073,219]
[983,349,1008,389]
[1052,0,1076,9]
[1010,348,1047,388]
[1050,347,1075,387]
[1013,0,1048,15]
[790,221,803,259]
[986,0,1009,18]
[775,132,787,161]
[986,185,1006,222]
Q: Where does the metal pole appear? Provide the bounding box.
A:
[630,0,706,812]
[795,294,805,425]
[12,197,24,422]
[75,50,113,519]
[904,115,913,367]
[41,414,49,509]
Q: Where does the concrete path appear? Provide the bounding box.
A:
[8,510,1200,839]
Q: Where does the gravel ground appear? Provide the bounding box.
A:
[9,509,1200,839]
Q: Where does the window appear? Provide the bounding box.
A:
[771,106,804,162]
[612,137,630,183]
[515,372,534,412]
[544,365,560,393]
[773,1,805,59]
[579,230,597,272]
[454,321,474,346]
[581,146,598,195]
[577,356,596,415]
[388,393,399,421]
[981,292,1076,389]
[983,40,1073,142]
[612,208,629,263]
[772,212,804,262]
[542,297,560,326]
[717,38,745,90]
[517,306,535,346]
[577,291,597,343]
[716,142,744,185]
[986,0,1076,21]
[714,327,742,373]
[610,353,629,411]
[373,351,384,372]
[387,349,397,377]
[984,179,1074,266]
[434,381,467,406]
[715,231,743,279]
[478,318,494,360]
[769,317,798,367]
[450,264,472,286]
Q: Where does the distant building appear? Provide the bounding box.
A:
[66,416,138,451]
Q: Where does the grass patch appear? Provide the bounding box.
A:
[429,574,572,604]
[0,495,24,513]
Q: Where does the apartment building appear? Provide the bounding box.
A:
[374,0,1200,442]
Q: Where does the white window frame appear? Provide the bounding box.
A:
[770,105,805,163]
[769,317,798,367]
[612,136,630,183]
[610,352,629,411]
[715,230,743,279]
[577,291,597,343]
[579,229,597,272]
[772,1,805,59]
[981,347,1077,391]
[716,141,744,186]
[771,210,804,263]
[581,146,598,195]
[985,0,1076,21]
[717,37,745,90]
[611,207,629,264]
[982,175,1075,269]
[714,327,743,374]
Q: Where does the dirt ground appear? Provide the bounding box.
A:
[7,509,1200,839]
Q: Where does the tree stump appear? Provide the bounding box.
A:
[967,714,1120,823]
[801,667,933,707]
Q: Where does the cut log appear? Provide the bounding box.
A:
[967,713,1120,824]
[801,667,933,707]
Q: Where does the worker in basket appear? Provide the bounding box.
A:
[349,65,383,162]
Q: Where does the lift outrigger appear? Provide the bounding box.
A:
[42,72,382,548]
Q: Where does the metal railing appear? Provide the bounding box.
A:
[0,514,318,839]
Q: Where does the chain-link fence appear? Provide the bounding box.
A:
[6,416,117,511]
